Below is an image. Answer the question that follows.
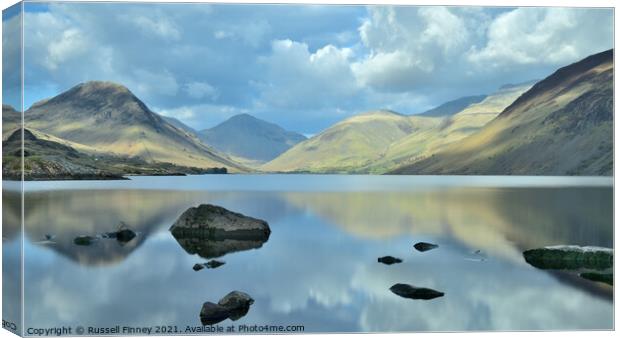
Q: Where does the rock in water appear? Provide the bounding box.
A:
[199,291,254,325]
[74,236,97,246]
[193,264,205,271]
[218,291,254,309]
[523,246,613,270]
[378,256,403,265]
[414,242,438,252]
[206,260,226,269]
[217,291,254,320]
[170,204,271,240]
[390,283,444,300]
[115,228,136,243]
[200,302,231,325]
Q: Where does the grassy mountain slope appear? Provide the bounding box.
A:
[392,49,613,176]
[362,82,533,172]
[162,115,198,137]
[419,95,486,117]
[199,113,306,165]
[2,128,228,180]
[24,81,245,172]
[262,110,440,173]
[2,104,21,139]
[2,128,124,180]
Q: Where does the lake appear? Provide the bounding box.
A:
[2,175,614,333]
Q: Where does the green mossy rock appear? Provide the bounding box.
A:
[523,246,613,271]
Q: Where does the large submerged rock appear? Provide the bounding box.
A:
[200,291,254,325]
[523,245,613,270]
[170,204,271,240]
[170,204,270,259]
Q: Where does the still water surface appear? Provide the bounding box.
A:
[3,175,614,332]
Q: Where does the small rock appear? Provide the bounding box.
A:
[115,228,136,243]
[74,236,97,246]
[378,256,402,265]
[44,234,55,241]
[199,302,231,325]
[218,291,254,309]
[414,242,438,252]
[199,291,254,325]
[218,291,254,321]
[390,283,444,300]
[193,264,205,271]
[206,260,226,269]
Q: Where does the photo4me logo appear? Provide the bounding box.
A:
[2,319,17,332]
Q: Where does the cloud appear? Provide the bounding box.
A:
[119,12,181,40]
[352,6,473,92]
[468,8,613,68]
[156,103,249,130]
[256,39,359,110]
[2,7,22,109]
[17,3,614,133]
[183,81,219,100]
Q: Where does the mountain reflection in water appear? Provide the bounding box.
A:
[7,176,612,331]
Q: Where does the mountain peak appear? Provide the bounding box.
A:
[200,114,306,163]
[75,81,132,94]
[48,81,136,106]
[357,109,404,118]
[6,128,37,143]
[228,113,259,122]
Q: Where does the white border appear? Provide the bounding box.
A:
[0,2,617,338]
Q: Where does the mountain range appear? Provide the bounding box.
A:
[392,49,613,175]
[2,50,613,178]
[418,95,487,117]
[263,81,534,173]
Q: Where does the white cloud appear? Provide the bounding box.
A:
[183,81,219,100]
[468,8,613,68]
[257,39,359,110]
[352,6,472,92]
[214,30,232,40]
[123,14,181,40]
[156,103,249,130]
[212,20,271,47]
[23,12,90,71]
[19,3,614,132]
[45,28,88,70]
[129,69,179,98]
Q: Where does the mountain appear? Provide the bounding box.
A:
[262,110,440,173]
[361,82,534,172]
[418,95,486,117]
[199,113,306,164]
[392,49,613,176]
[2,128,228,180]
[263,82,533,174]
[162,115,198,136]
[2,128,123,180]
[2,104,21,139]
[24,81,245,172]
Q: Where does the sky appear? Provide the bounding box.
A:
[2,3,614,134]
